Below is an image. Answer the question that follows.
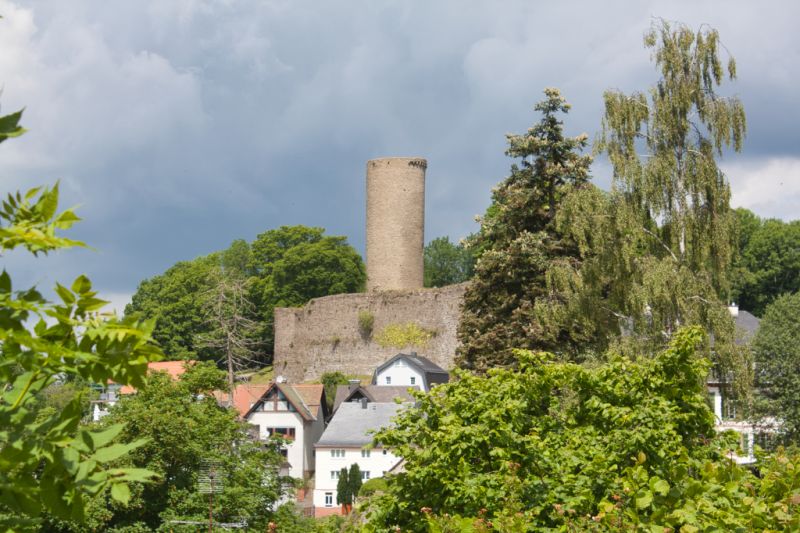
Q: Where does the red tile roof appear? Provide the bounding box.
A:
[119,360,195,394]
[222,383,272,418]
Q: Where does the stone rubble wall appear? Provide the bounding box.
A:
[273,283,467,383]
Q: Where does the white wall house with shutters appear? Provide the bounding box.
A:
[312,402,404,516]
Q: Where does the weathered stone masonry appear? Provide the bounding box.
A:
[272,156,466,382]
[273,283,466,383]
[366,157,426,292]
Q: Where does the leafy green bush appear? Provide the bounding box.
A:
[358,310,375,338]
[370,327,800,531]
[359,477,388,497]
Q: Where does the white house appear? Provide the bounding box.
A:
[706,304,769,464]
[244,382,328,479]
[371,352,448,392]
[313,401,404,517]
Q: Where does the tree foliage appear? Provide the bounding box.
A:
[576,19,745,355]
[71,363,286,531]
[0,109,162,530]
[370,328,800,532]
[752,292,800,443]
[126,225,365,363]
[731,210,800,316]
[457,88,592,370]
[459,20,749,384]
[423,236,475,288]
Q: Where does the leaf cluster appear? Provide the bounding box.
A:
[369,328,800,531]
[1,109,162,530]
[126,226,365,363]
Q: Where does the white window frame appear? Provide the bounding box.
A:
[385,376,391,385]
[361,449,370,458]
[324,492,333,507]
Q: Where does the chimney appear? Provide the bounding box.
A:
[366,157,426,291]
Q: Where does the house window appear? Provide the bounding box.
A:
[361,449,370,458]
[361,471,371,480]
[385,376,391,385]
[410,376,416,385]
[324,492,333,507]
[330,449,345,458]
[279,448,288,458]
[331,471,339,480]
[266,427,296,440]
[722,396,736,420]
[382,450,387,455]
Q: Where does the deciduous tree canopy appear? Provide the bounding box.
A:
[371,328,800,531]
[423,236,475,288]
[126,225,365,364]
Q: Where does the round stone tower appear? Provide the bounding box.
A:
[366,157,426,291]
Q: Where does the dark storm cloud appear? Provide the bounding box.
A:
[1,0,798,309]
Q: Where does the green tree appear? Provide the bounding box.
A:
[320,371,349,411]
[80,362,285,531]
[542,20,749,387]
[336,467,350,511]
[125,254,221,360]
[590,17,744,319]
[127,226,365,363]
[752,292,800,443]
[423,236,475,288]
[733,218,800,316]
[0,108,161,530]
[456,88,593,370]
[347,463,362,507]
[371,328,800,531]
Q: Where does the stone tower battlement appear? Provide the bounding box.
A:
[366,157,426,291]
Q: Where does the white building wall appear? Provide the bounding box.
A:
[375,361,425,391]
[313,446,401,510]
[247,411,307,478]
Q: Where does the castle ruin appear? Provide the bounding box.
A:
[272,157,466,382]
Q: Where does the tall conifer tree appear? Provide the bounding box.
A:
[457,88,593,371]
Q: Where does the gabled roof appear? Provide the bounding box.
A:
[734,310,760,344]
[119,360,195,394]
[242,382,326,422]
[291,383,327,419]
[333,385,416,412]
[220,383,271,418]
[315,402,405,448]
[371,352,449,389]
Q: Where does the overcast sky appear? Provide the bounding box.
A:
[1,0,798,313]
